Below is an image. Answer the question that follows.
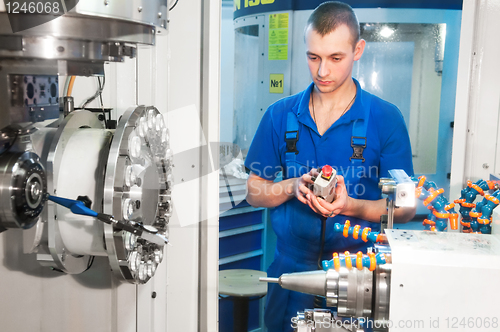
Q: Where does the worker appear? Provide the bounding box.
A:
[244,2,415,331]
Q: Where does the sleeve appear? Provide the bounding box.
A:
[377,104,414,178]
[244,106,283,181]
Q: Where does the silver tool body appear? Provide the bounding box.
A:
[312,165,337,203]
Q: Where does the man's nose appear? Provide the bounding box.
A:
[318,61,329,77]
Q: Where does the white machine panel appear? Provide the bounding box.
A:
[492,205,500,237]
[386,229,500,331]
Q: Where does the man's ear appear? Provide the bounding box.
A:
[353,39,366,61]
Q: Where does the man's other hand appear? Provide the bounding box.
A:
[292,169,317,205]
[305,175,349,218]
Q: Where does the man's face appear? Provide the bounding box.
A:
[305,24,364,94]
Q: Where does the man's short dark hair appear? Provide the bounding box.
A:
[306,1,360,47]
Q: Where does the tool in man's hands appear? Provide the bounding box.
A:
[310,165,337,203]
[47,195,168,246]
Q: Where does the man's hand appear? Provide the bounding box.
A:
[299,174,415,222]
[292,170,316,205]
[304,175,350,218]
[247,171,415,223]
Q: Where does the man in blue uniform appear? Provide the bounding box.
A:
[244,2,415,331]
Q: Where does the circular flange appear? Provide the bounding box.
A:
[337,267,373,318]
[0,151,47,230]
[104,106,171,284]
[0,13,155,45]
[325,268,340,308]
[0,13,156,62]
[373,264,392,326]
[0,36,132,62]
[41,110,105,273]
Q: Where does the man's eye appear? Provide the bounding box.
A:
[333,57,341,61]
[308,56,318,61]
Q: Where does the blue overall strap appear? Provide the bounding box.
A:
[350,94,372,166]
[285,111,299,170]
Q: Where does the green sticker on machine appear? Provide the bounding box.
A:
[270,74,284,93]
[268,13,288,60]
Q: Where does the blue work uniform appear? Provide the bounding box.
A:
[244,78,413,332]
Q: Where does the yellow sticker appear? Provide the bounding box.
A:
[269,30,288,45]
[268,13,288,60]
[269,14,278,29]
[268,45,287,60]
[269,12,288,29]
[270,74,284,94]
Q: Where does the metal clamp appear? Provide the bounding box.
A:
[350,136,366,162]
[285,130,299,154]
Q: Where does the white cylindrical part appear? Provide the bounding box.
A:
[56,128,111,256]
[31,127,58,157]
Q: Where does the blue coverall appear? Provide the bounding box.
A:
[245,79,414,332]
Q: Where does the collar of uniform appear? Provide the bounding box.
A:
[292,82,317,131]
[344,78,368,122]
[292,78,368,132]
[293,81,314,117]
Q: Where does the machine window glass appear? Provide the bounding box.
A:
[354,23,447,176]
[235,25,259,37]
[219,22,262,212]
[233,24,260,157]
